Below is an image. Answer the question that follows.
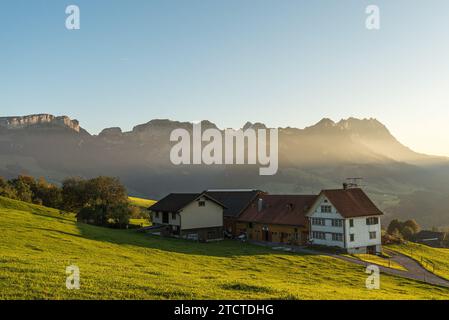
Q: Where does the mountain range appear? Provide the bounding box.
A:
[1,113,449,228]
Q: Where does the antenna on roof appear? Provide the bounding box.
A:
[343,177,363,189]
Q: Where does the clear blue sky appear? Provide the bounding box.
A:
[1,0,449,155]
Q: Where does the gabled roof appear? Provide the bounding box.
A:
[238,194,317,227]
[316,188,383,218]
[204,190,263,218]
[149,192,225,213]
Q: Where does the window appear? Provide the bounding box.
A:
[369,231,377,239]
[162,212,169,224]
[350,234,355,242]
[311,218,326,226]
[248,222,253,228]
[366,217,379,225]
[171,213,176,220]
[155,212,159,219]
[349,219,354,227]
[207,231,216,239]
[312,231,325,240]
[198,200,205,207]
[331,219,343,227]
[320,205,332,213]
[332,233,343,242]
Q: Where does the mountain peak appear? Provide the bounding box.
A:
[336,117,391,138]
[314,118,336,127]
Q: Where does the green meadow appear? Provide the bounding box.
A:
[388,242,449,281]
[1,196,449,300]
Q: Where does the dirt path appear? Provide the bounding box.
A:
[251,241,449,288]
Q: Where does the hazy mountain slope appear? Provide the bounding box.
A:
[1,114,449,227]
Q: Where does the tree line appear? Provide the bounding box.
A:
[0,175,148,228]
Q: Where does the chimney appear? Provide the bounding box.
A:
[257,198,263,212]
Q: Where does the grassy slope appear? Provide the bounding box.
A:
[388,242,449,281]
[128,197,156,208]
[2,197,449,299]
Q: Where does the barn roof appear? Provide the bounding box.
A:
[238,194,317,227]
[204,190,263,218]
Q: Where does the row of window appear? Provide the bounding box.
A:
[311,218,343,227]
[311,218,379,227]
[312,231,377,242]
[154,212,177,220]
[319,201,380,225]
[248,230,300,239]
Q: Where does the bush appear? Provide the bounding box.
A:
[107,204,131,228]
[0,177,18,199]
[8,176,33,203]
[387,219,421,240]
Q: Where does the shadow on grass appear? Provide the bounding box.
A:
[74,222,312,258]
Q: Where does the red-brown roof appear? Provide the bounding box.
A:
[238,194,317,227]
[319,188,383,218]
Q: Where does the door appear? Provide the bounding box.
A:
[263,230,270,241]
[367,245,376,255]
[280,232,285,243]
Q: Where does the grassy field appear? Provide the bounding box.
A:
[128,197,156,208]
[388,242,449,281]
[2,196,449,299]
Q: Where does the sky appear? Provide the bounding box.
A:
[1,0,449,156]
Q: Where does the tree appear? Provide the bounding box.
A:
[9,176,34,203]
[77,205,108,226]
[107,203,131,228]
[32,177,62,209]
[391,228,403,240]
[85,176,128,207]
[0,177,17,199]
[62,177,89,212]
[401,226,415,240]
[387,219,402,235]
[403,219,420,234]
[71,176,130,228]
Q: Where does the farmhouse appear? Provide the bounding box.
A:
[149,192,226,242]
[236,194,317,245]
[149,185,383,254]
[306,187,383,254]
[204,189,263,236]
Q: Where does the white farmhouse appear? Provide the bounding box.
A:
[306,187,382,254]
[149,192,226,242]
